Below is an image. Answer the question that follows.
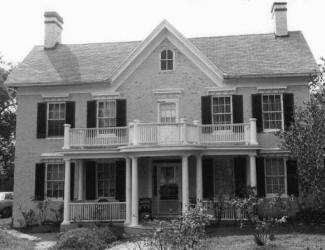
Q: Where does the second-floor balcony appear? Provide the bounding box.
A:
[62,118,258,149]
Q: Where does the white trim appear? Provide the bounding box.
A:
[47,101,66,138]
[257,87,287,94]
[261,93,284,132]
[207,88,236,96]
[159,48,175,72]
[153,88,184,96]
[96,99,117,128]
[92,92,120,100]
[211,95,233,124]
[156,98,179,123]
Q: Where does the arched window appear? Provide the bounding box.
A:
[160,49,173,71]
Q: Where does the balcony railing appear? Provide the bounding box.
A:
[63,118,257,149]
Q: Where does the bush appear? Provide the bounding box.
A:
[95,226,118,245]
[296,209,325,224]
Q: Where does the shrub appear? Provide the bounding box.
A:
[296,209,325,224]
[95,226,118,245]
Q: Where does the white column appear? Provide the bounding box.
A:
[196,154,203,202]
[62,158,71,225]
[78,161,83,200]
[249,155,257,188]
[62,124,71,150]
[249,118,258,145]
[125,158,132,225]
[182,155,189,214]
[130,156,139,227]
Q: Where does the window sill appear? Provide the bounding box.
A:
[46,137,64,140]
[159,70,175,74]
[265,193,288,199]
[263,129,282,133]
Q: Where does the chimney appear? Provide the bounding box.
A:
[271,2,288,37]
[44,11,64,49]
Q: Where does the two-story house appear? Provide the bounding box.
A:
[6,2,318,228]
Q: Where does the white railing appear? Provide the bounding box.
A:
[69,127,128,147]
[202,200,247,221]
[69,202,126,222]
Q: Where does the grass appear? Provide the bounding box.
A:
[0,230,35,250]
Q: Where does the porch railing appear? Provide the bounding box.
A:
[62,118,257,149]
[202,200,248,221]
[69,202,126,222]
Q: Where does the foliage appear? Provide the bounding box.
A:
[295,208,325,224]
[146,204,210,250]
[50,203,64,225]
[0,55,15,191]
[53,227,117,250]
[36,199,49,225]
[279,58,325,210]
[17,203,37,228]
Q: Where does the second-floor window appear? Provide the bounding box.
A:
[97,100,116,127]
[265,158,286,196]
[46,163,64,199]
[212,96,232,124]
[159,102,177,123]
[262,94,283,130]
[48,103,66,137]
[161,49,174,71]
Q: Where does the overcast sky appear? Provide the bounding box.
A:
[0,0,324,64]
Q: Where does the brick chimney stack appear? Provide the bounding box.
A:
[271,2,288,37]
[44,11,64,49]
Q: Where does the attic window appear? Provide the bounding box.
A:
[161,49,173,71]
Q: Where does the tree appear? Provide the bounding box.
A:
[0,55,16,191]
[280,58,325,210]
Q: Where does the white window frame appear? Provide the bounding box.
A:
[44,163,65,201]
[160,49,174,72]
[47,102,66,138]
[211,95,233,125]
[96,100,117,128]
[95,162,116,199]
[264,158,287,198]
[262,94,284,132]
[157,99,179,123]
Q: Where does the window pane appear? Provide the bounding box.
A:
[161,50,167,59]
[160,103,176,123]
[167,50,173,59]
[161,61,166,70]
[167,60,173,70]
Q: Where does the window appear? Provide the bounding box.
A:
[46,163,64,199]
[160,49,173,71]
[159,102,177,123]
[212,96,232,124]
[97,163,116,198]
[265,159,286,195]
[48,103,65,137]
[262,94,283,130]
[97,100,116,127]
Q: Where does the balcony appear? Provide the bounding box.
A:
[62,118,258,149]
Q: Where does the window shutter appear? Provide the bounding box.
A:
[70,162,75,201]
[203,158,214,199]
[116,99,127,127]
[256,157,265,197]
[252,94,263,132]
[283,93,294,130]
[234,157,246,197]
[37,103,47,138]
[87,101,97,128]
[115,160,126,202]
[201,96,212,124]
[232,95,243,124]
[287,160,299,196]
[65,101,75,128]
[85,161,96,200]
[35,163,45,200]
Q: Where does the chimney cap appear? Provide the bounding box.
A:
[44,11,64,24]
[271,2,287,13]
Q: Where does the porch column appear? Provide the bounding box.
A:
[196,154,203,202]
[182,155,189,214]
[78,161,83,200]
[249,155,257,188]
[130,156,139,227]
[62,158,71,225]
[125,158,132,225]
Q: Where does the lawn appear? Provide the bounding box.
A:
[0,229,35,250]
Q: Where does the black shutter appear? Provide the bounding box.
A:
[203,158,214,199]
[283,93,294,130]
[287,160,299,196]
[115,160,126,202]
[234,157,246,197]
[65,101,75,128]
[116,99,127,127]
[232,95,243,124]
[37,103,47,138]
[201,96,212,124]
[35,163,45,200]
[256,157,265,197]
[85,161,96,200]
[153,166,157,196]
[70,162,75,201]
[252,94,263,132]
[87,101,97,128]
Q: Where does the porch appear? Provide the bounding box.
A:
[61,154,257,225]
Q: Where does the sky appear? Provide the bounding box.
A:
[0,0,324,64]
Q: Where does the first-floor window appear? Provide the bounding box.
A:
[262,94,283,130]
[48,102,66,137]
[46,163,65,199]
[265,158,286,195]
[212,96,232,124]
[97,163,116,198]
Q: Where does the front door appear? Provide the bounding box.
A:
[157,164,180,216]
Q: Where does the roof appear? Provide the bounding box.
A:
[6,31,318,87]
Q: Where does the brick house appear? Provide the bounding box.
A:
[6,2,318,227]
